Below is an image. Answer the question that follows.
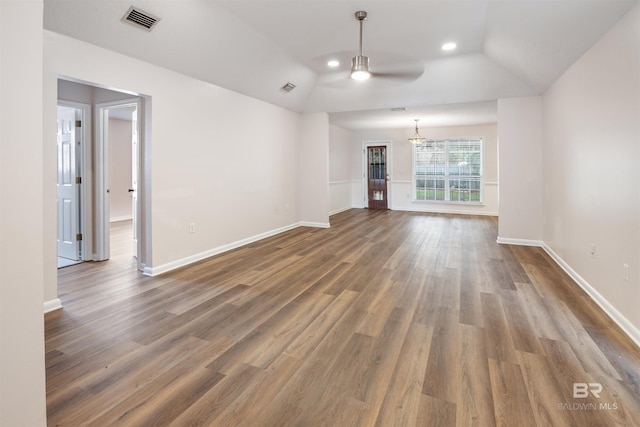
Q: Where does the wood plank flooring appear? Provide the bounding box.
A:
[46,210,640,426]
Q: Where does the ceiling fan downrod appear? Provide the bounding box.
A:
[355,10,367,56]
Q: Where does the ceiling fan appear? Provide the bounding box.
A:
[349,11,423,82]
[350,11,371,80]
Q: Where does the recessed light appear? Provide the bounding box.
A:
[441,42,457,51]
[327,60,340,67]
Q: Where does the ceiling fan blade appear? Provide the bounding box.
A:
[370,70,423,81]
[369,59,425,81]
[316,59,424,87]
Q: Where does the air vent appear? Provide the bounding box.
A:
[280,82,296,93]
[122,6,160,31]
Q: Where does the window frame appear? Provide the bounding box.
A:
[411,137,484,204]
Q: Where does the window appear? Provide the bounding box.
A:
[413,138,482,203]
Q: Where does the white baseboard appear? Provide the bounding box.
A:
[110,215,133,223]
[541,243,640,348]
[497,236,544,247]
[329,206,352,216]
[144,221,329,277]
[43,299,62,314]
[298,221,330,229]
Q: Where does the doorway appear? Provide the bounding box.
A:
[56,78,150,273]
[108,104,137,260]
[363,142,392,210]
[96,99,142,267]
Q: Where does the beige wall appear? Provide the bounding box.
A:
[0,1,48,425]
[542,4,640,336]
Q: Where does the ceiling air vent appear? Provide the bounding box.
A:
[122,6,160,31]
[280,82,296,93]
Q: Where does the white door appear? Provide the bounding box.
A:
[57,107,79,260]
[131,108,138,257]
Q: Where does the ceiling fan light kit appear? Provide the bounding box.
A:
[351,55,371,80]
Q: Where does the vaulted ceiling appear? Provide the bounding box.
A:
[44,0,637,129]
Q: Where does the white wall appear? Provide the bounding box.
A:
[0,0,48,425]
[109,118,133,221]
[542,4,640,336]
[44,30,326,283]
[497,97,544,243]
[297,112,330,227]
[329,124,353,215]
[348,124,499,215]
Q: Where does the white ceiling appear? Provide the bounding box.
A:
[44,0,637,130]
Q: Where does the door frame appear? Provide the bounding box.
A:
[57,100,92,261]
[95,98,145,270]
[362,140,393,210]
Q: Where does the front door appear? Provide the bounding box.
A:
[56,106,80,260]
[367,146,388,209]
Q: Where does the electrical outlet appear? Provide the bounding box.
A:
[189,223,195,234]
[623,263,629,281]
[590,244,596,257]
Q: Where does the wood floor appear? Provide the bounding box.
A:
[46,210,640,426]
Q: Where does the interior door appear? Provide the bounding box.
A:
[367,146,388,209]
[131,108,138,257]
[57,106,79,260]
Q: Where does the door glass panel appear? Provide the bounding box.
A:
[367,146,387,209]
